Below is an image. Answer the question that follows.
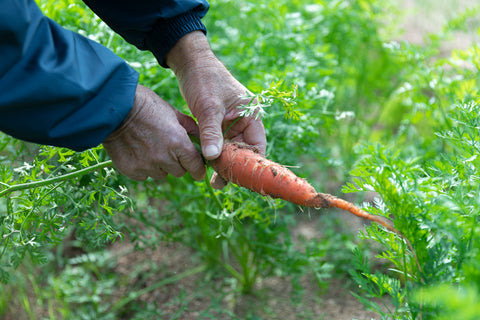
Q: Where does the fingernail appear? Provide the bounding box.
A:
[204,145,220,158]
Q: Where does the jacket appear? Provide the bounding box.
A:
[0,0,209,151]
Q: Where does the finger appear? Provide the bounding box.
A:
[174,111,206,180]
[116,161,165,181]
[119,168,149,181]
[148,168,168,181]
[196,107,224,160]
[106,154,149,181]
[210,172,228,189]
[175,109,200,139]
[224,116,267,155]
[243,121,267,155]
[177,144,206,181]
[160,153,188,178]
[128,174,149,181]
[156,130,205,180]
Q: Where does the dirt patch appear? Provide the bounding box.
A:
[396,0,478,55]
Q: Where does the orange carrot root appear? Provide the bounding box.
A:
[212,142,374,213]
[212,142,321,207]
[211,143,393,229]
[211,142,422,273]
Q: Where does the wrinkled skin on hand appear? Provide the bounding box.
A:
[104,31,266,187]
[166,31,267,188]
[177,57,266,154]
[103,85,206,181]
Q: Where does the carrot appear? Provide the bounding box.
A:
[211,142,422,273]
[210,142,382,217]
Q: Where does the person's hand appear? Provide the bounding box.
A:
[103,85,206,181]
[166,32,266,157]
[166,32,267,187]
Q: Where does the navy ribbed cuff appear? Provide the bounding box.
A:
[146,10,207,68]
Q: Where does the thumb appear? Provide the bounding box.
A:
[197,110,224,160]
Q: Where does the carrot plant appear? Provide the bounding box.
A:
[2,0,480,319]
[343,12,480,317]
[0,143,131,283]
[345,98,480,318]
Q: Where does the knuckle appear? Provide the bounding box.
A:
[177,146,206,180]
[170,169,186,178]
[195,100,224,121]
[167,134,187,151]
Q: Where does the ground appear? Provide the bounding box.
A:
[108,213,383,320]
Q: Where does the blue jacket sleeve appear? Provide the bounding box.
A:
[82,0,210,67]
[0,0,139,151]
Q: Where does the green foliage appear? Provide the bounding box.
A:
[0,143,131,284]
[204,0,406,170]
[2,0,480,319]
[239,81,301,120]
[344,37,480,320]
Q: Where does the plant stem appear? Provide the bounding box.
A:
[0,160,113,198]
[223,116,242,136]
[204,168,223,210]
[111,264,206,312]
[188,133,224,210]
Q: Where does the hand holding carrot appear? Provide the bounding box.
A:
[166,31,267,160]
[102,85,206,181]
[105,31,266,185]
